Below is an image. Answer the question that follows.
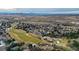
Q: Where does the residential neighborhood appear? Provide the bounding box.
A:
[0,15,79,51]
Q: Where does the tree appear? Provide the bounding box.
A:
[70,40,79,50]
[5,39,25,51]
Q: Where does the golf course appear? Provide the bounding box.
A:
[8,25,48,44]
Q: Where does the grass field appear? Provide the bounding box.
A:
[8,26,48,44]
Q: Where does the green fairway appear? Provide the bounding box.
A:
[8,27,47,44]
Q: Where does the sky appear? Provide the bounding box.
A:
[0,0,78,14]
[0,0,78,8]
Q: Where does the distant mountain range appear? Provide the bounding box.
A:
[0,12,79,16]
[0,8,79,16]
